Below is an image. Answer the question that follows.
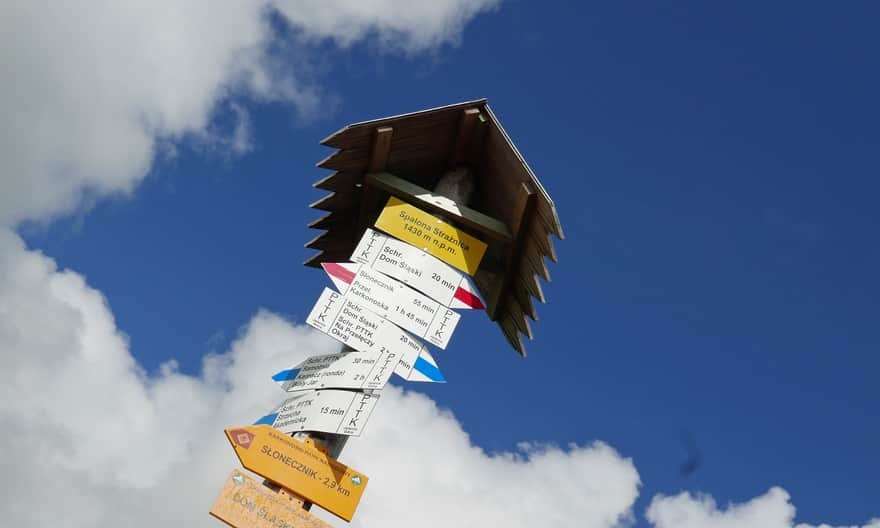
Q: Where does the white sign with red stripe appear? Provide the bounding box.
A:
[322,263,461,349]
[306,288,446,382]
[351,228,485,310]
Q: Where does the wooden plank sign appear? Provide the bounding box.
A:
[351,228,485,310]
[255,389,379,437]
[224,425,368,522]
[321,263,461,349]
[209,469,332,528]
[305,288,446,382]
[374,196,487,275]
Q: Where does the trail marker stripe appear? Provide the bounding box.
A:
[271,368,300,383]
[256,389,379,437]
[413,356,445,382]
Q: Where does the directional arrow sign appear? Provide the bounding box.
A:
[210,469,333,528]
[321,263,461,349]
[351,228,485,310]
[272,347,445,392]
[224,425,368,522]
[306,287,446,382]
[255,389,379,437]
[271,349,397,392]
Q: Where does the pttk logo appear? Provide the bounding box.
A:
[230,429,255,449]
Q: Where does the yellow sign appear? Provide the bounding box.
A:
[374,196,487,276]
[210,469,332,528]
[224,426,368,522]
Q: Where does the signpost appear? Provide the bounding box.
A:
[374,196,488,275]
[319,264,462,349]
[225,425,368,522]
[210,469,332,528]
[351,228,485,310]
[212,101,561,527]
[255,389,379,437]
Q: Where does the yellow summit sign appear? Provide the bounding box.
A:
[374,197,487,275]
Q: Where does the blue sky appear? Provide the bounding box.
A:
[3,2,879,527]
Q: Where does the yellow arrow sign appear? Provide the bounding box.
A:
[374,196,487,275]
[224,426,368,522]
[210,469,333,528]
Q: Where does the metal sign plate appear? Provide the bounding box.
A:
[374,196,487,275]
[351,228,484,310]
[224,426,368,522]
[306,287,446,382]
[255,389,379,437]
[272,349,397,392]
[321,263,461,349]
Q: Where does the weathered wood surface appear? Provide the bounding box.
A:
[307,100,562,356]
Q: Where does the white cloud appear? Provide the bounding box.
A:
[0,0,498,227]
[343,392,639,528]
[0,228,639,527]
[646,487,880,528]
[3,3,878,528]
[273,0,498,52]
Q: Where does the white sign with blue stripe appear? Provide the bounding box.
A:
[255,389,379,437]
[272,349,398,392]
[306,287,446,383]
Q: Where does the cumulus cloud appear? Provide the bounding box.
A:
[0,229,640,527]
[3,2,878,528]
[0,0,498,227]
[646,487,880,528]
[345,392,639,528]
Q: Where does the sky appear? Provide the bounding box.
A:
[1,2,879,527]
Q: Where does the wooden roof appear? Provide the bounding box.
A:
[305,99,563,356]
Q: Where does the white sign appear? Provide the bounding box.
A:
[322,263,461,349]
[351,228,485,310]
[255,389,379,437]
[306,288,446,382]
[272,350,398,392]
